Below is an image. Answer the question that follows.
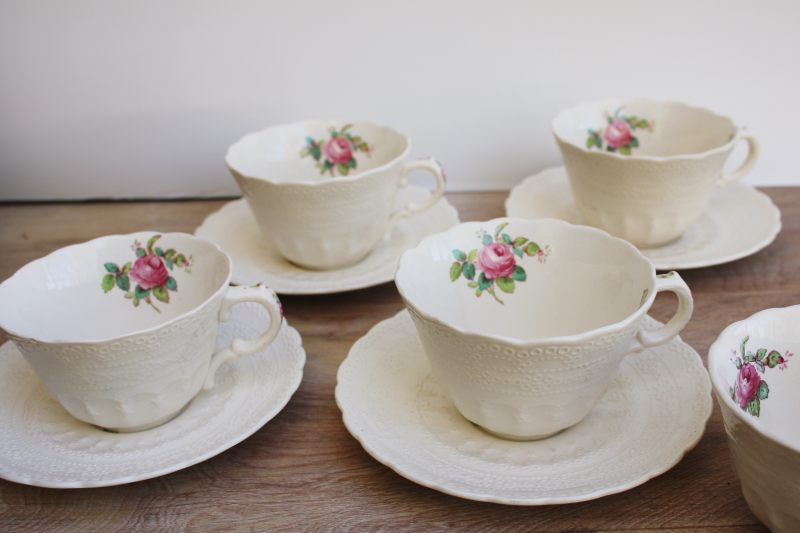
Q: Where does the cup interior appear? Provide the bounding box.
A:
[396,218,654,341]
[226,121,409,184]
[553,99,737,158]
[709,306,800,448]
[0,232,230,342]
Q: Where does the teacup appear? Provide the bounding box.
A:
[0,232,283,432]
[708,306,800,533]
[226,120,446,270]
[395,217,693,440]
[552,99,759,248]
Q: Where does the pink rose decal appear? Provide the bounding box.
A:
[450,222,551,304]
[322,137,352,165]
[476,243,516,279]
[130,255,169,290]
[586,107,654,155]
[735,363,761,409]
[602,120,633,149]
[300,124,373,176]
[101,234,193,313]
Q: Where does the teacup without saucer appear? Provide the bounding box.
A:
[395,217,693,440]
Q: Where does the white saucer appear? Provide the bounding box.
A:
[505,166,781,270]
[0,302,305,488]
[195,186,460,294]
[336,310,712,505]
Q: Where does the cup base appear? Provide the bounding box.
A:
[94,403,189,433]
[476,424,565,442]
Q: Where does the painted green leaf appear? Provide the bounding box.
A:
[146,235,161,254]
[468,249,478,262]
[478,272,493,291]
[758,381,769,400]
[155,247,164,257]
[305,137,315,145]
[755,360,765,373]
[747,396,760,417]
[104,263,119,273]
[165,277,177,291]
[494,223,509,237]
[729,386,735,400]
[311,147,321,161]
[525,242,541,256]
[607,146,616,152]
[136,248,146,258]
[153,285,169,304]
[299,147,311,158]
[467,281,478,288]
[134,285,151,299]
[766,350,782,368]
[116,273,130,291]
[124,292,135,299]
[629,137,639,148]
[175,254,186,267]
[331,130,338,138]
[638,120,648,128]
[586,138,594,149]
[462,262,475,280]
[735,357,742,369]
[619,146,631,156]
[755,348,767,361]
[337,164,350,175]
[741,336,749,357]
[450,262,462,282]
[453,250,467,262]
[101,274,116,293]
[607,116,613,124]
[501,233,512,245]
[594,137,602,149]
[482,234,493,246]
[348,158,357,169]
[744,352,754,363]
[512,265,526,282]
[164,249,176,259]
[359,143,368,151]
[133,298,140,307]
[475,287,483,297]
[496,276,515,294]
[513,237,528,246]
[121,262,131,274]
[513,247,523,257]
[165,258,174,270]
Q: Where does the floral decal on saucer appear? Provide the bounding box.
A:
[729,336,793,416]
[450,223,550,304]
[102,235,193,313]
[586,108,654,155]
[301,124,373,176]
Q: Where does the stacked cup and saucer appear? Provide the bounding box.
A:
[196,121,460,292]
[507,99,780,269]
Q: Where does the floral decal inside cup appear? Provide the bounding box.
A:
[730,336,793,416]
[449,222,550,304]
[300,124,373,176]
[586,108,654,155]
[102,235,193,312]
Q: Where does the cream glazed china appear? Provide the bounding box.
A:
[336,310,712,504]
[395,217,693,440]
[506,167,781,271]
[226,120,446,270]
[553,99,759,248]
[195,186,460,294]
[709,306,800,533]
[0,302,305,488]
[0,232,283,432]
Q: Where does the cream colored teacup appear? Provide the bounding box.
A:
[552,99,758,248]
[396,218,693,440]
[226,121,446,270]
[0,232,283,432]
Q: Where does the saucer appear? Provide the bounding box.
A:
[505,166,781,270]
[336,310,712,505]
[0,302,305,488]
[195,186,460,294]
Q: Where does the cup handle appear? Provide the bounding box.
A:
[628,271,694,353]
[382,157,447,241]
[716,130,759,187]
[202,283,283,390]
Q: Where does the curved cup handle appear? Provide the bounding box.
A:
[202,283,283,390]
[627,271,694,354]
[382,157,446,241]
[717,130,759,187]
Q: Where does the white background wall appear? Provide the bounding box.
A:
[1,0,798,200]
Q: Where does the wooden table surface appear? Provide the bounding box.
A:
[0,189,796,532]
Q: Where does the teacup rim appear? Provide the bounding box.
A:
[225,119,411,187]
[551,98,742,162]
[395,217,658,347]
[0,231,233,345]
[708,305,800,454]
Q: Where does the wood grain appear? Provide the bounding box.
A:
[1,189,795,532]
